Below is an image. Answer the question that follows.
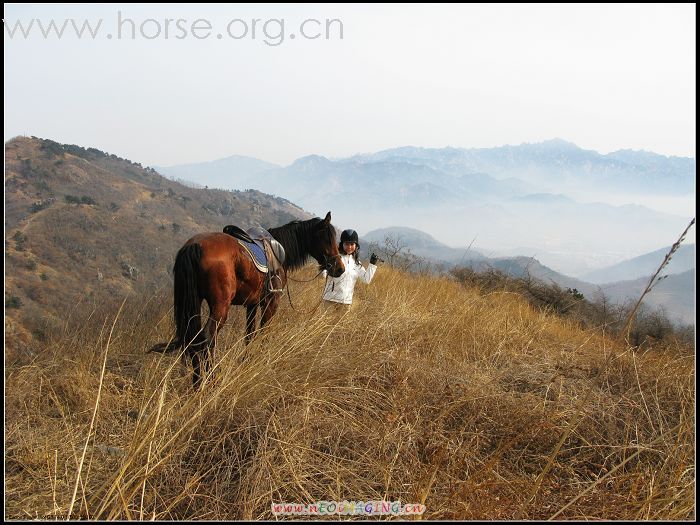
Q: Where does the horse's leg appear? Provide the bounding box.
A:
[260,294,280,329]
[201,297,230,383]
[194,259,234,388]
[245,304,257,345]
[187,297,206,391]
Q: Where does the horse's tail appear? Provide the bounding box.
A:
[173,243,203,356]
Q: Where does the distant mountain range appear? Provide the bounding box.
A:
[581,244,696,284]
[156,140,695,276]
[154,155,280,190]
[596,270,695,326]
[348,139,695,195]
[158,138,694,197]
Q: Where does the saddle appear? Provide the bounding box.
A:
[223,225,287,293]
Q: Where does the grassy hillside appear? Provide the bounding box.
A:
[4,136,310,354]
[5,265,694,520]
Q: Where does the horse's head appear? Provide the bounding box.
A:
[312,212,345,278]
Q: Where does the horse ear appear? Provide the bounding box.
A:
[324,211,331,223]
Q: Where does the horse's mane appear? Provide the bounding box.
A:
[268,217,330,271]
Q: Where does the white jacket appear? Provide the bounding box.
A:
[322,253,377,304]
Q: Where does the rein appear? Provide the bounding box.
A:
[286,252,340,283]
[286,267,326,283]
[284,271,327,314]
[283,254,340,313]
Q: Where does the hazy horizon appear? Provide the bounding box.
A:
[5,4,696,166]
[150,138,694,169]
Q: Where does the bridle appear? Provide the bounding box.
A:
[286,253,341,283]
[284,228,343,312]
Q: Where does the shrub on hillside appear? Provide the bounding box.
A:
[450,264,690,350]
[30,198,55,213]
[628,304,676,347]
[64,195,81,204]
[5,294,22,309]
[13,231,28,251]
[80,196,96,205]
[64,195,96,206]
[39,139,65,157]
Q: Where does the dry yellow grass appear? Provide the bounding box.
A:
[4,266,695,520]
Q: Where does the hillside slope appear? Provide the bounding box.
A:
[4,136,311,350]
[5,265,694,520]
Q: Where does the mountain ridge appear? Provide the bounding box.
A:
[581,244,696,284]
[154,140,693,263]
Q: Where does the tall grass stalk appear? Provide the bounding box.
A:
[621,217,695,343]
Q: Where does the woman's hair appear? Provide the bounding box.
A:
[339,241,360,264]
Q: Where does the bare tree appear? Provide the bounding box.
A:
[382,234,408,267]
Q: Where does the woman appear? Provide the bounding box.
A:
[322,229,379,306]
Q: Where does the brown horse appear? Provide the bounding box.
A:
[151,212,345,389]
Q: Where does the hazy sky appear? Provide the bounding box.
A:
[4,4,696,166]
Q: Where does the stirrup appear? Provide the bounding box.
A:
[267,275,285,293]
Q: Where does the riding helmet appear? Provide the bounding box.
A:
[340,229,359,244]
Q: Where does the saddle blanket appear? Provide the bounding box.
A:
[236,238,268,273]
[223,224,286,276]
